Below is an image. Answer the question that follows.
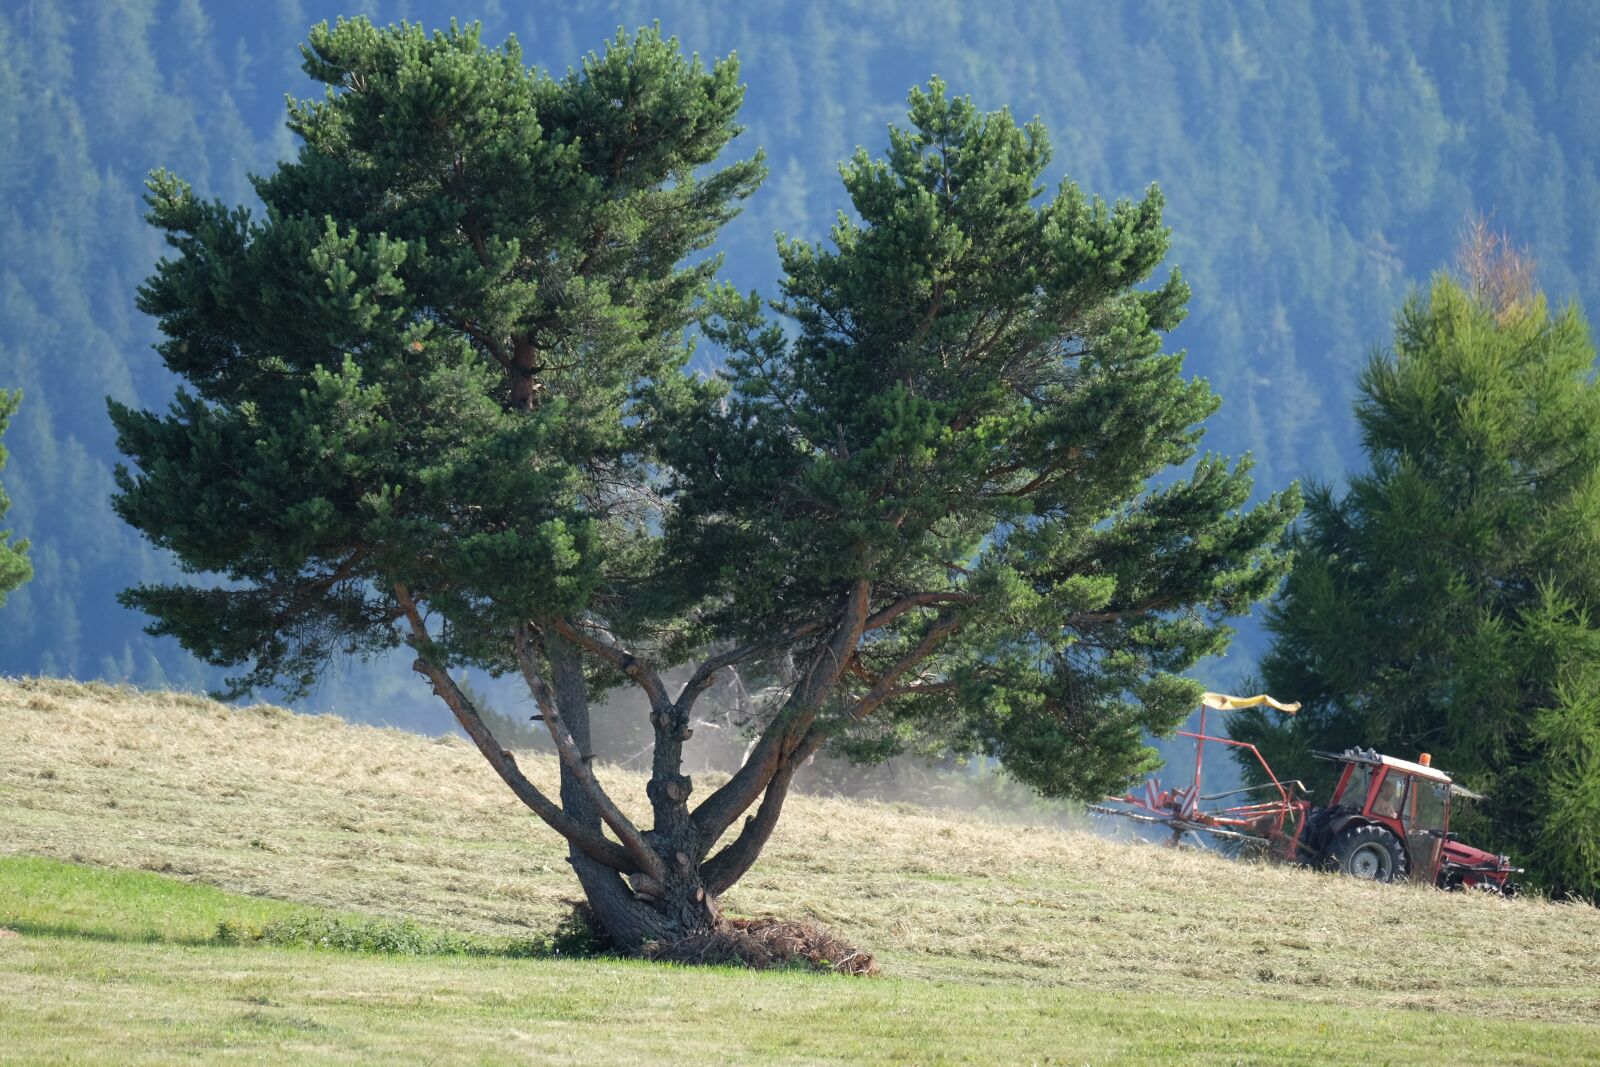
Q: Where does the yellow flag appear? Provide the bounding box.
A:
[1200,692,1301,715]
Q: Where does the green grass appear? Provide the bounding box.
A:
[2,857,1597,1065]
[0,856,559,958]
[5,675,1600,1063]
[0,854,304,944]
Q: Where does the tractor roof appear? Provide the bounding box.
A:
[1312,747,1454,785]
[1374,753,1453,784]
[1314,748,1487,798]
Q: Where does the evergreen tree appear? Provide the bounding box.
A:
[112,18,764,945]
[0,388,30,605]
[112,34,1297,949]
[1234,230,1600,898]
[615,84,1298,918]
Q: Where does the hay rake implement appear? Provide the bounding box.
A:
[1090,692,1308,852]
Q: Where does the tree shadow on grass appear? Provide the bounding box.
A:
[0,913,561,958]
[0,920,215,946]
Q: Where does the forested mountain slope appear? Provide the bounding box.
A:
[1,1,1596,725]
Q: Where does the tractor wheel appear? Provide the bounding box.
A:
[1327,824,1408,883]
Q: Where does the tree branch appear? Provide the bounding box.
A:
[672,620,828,719]
[699,757,801,895]
[550,617,673,712]
[881,680,958,700]
[457,318,514,370]
[547,617,700,841]
[391,584,637,872]
[514,624,667,884]
[1065,596,1174,626]
[280,549,367,622]
[863,591,977,632]
[969,304,1020,365]
[691,579,873,849]
[711,640,961,894]
[847,613,962,722]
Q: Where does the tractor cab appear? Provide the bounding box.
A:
[1319,749,1453,882]
[1307,748,1520,893]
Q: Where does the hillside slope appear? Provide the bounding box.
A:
[3,676,1598,1052]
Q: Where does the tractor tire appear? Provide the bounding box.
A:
[1327,824,1408,883]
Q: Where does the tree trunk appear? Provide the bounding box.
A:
[509,336,540,411]
[545,632,719,948]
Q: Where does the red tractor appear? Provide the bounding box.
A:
[1299,747,1520,893]
[1093,693,1522,894]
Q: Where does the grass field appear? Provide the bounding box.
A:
[4,675,1600,1064]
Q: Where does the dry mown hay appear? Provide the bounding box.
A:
[644,917,878,976]
[3,675,1599,1025]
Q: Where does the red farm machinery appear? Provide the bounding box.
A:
[1091,693,1522,894]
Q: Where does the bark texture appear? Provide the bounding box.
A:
[546,631,721,947]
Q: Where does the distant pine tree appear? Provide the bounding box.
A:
[0,389,31,606]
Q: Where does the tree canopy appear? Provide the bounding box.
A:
[113,19,1297,948]
[655,80,1300,805]
[114,18,761,694]
[1233,237,1600,898]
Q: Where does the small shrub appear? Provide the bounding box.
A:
[214,919,260,945]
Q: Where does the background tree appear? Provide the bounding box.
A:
[1232,228,1600,899]
[0,388,30,605]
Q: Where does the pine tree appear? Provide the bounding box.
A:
[1234,228,1600,898]
[0,388,30,606]
[112,18,764,946]
[113,24,1297,950]
[621,83,1298,908]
